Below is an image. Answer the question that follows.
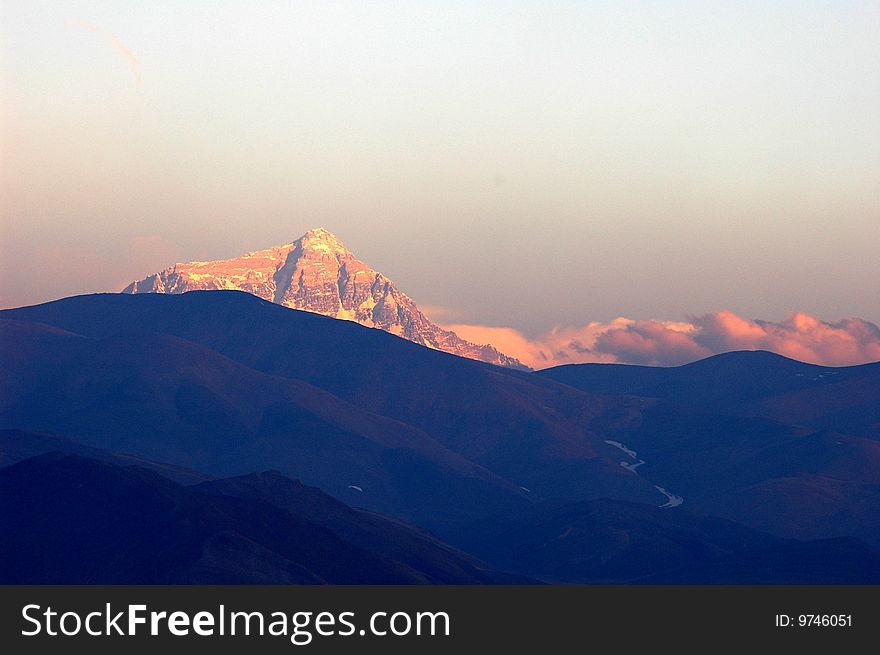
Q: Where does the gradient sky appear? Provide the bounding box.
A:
[2,1,879,336]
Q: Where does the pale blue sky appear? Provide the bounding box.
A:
[2,1,878,332]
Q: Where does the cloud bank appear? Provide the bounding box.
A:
[441,311,880,369]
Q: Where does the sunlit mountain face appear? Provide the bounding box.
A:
[124,228,525,369]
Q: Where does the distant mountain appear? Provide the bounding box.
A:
[539,350,880,433]
[123,227,525,369]
[0,453,502,584]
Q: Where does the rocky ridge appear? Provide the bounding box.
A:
[123,228,525,369]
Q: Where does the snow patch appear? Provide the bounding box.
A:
[604,440,637,459]
[654,485,683,508]
[604,439,683,507]
[605,439,646,472]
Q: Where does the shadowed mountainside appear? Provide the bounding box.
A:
[194,471,523,584]
[0,453,506,584]
[540,351,880,439]
[0,292,662,534]
[541,353,880,546]
[456,498,880,583]
[0,316,530,535]
[3,291,880,581]
[0,428,211,485]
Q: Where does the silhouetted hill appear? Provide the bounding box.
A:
[0,428,211,485]
[0,454,424,583]
[0,454,505,584]
[195,471,516,584]
[0,313,529,535]
[544,352,880,546]
[4,291,880,574]
[540,350,880,438]
[0,292,660,525]
[541,350,862,405]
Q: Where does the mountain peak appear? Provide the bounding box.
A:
[298,227,348,254]
[301,226,338,239]
[122,231,527,369]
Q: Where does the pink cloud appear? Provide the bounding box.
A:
[442,311,880,369]
[751,315,880,366]
[593,320,711,366]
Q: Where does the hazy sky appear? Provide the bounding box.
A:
[2,1,879,336]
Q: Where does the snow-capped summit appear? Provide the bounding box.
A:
[296,227,348,255]
[123,228,526,369]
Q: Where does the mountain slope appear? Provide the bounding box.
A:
[5,294,880,580]
[0,316,528,533]
[540,350,880,434]
[459,498,880,584]
[642,538,880,584]
[123,227,524,368]
[0,292,661,518]
[19,293,880,546]
[0,453,494,584]
[194,471,512,584]
[542,351,880,545]
[0,428,211,485]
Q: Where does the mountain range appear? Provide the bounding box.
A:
[0,292,654,534]
[123,228,525,369]
[3,290,880,583]
[0,452,507,584]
